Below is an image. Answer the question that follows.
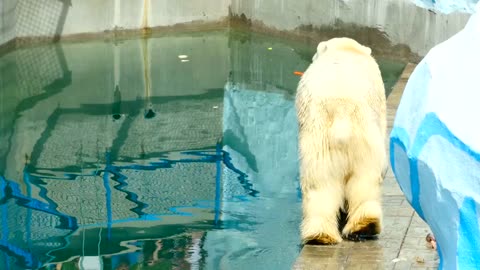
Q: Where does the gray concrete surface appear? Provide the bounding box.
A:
[0,0,472,60]
[230,0,470,57]
[0,0,16,45]
[293,63,440,270]
[15,0,230,38]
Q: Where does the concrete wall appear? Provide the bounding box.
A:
[0,0,474,58]
[1,0,231,46]
[0,0,16,45]
[230,0,471,57]
[14,0,230,38]
[16,0,113,38]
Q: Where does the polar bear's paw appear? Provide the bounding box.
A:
[342,216,381,241]
[303,232,343,245]
[301,216,343,245]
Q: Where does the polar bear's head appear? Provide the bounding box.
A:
[312,37,372,62]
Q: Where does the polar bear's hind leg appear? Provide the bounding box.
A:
[342,162,383,240]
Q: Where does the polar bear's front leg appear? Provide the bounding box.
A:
[301,184,344,245]
[342,171,383,240]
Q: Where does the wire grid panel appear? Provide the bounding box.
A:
[15,45,64,99]
[16,0,67,39]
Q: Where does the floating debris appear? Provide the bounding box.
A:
[213,106,219,109]
[178,55,188,59]
[293,71,304,76]
[181,59,190,63]
[267,47,273,51]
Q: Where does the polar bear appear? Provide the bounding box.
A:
[295,37,387,244]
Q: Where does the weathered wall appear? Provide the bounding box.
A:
[0,0,475,57]
[230,0,471,57]
[0,0,16,45]
[14,0,230,39]
[0,0,231,47]
[15,0,113,38]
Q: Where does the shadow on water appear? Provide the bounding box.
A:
[0,27,407,269]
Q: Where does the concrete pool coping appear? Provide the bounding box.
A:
[293,63,440,270]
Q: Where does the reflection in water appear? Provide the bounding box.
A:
[0,30,406,269]
[53,234,207,270]
[112,86,123,121]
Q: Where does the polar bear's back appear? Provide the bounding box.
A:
[295,39,386,164]
[298,50,384,102]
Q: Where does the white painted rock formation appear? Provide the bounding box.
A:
[390,2,480,269]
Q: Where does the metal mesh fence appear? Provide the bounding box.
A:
[16,0,69,42]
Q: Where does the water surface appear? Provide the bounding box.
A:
[0,29,405,270]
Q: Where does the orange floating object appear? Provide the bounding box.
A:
[293,71,304,76]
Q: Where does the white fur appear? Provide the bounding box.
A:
[295,37,387,244]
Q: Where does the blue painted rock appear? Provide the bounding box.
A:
[411,0,478,14]
[390,3,480,270]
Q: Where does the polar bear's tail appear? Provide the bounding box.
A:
[326,101,361,147]
[329,115,352,146]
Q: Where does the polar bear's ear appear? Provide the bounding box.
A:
[347,39,372,55]
[312,41,328,62]
[360,46,372,56]
[317,41,328,54]
[342,39,372,55]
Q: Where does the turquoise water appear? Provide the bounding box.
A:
[0,29,405,270]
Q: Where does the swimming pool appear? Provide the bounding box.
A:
[0,29,406,269]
